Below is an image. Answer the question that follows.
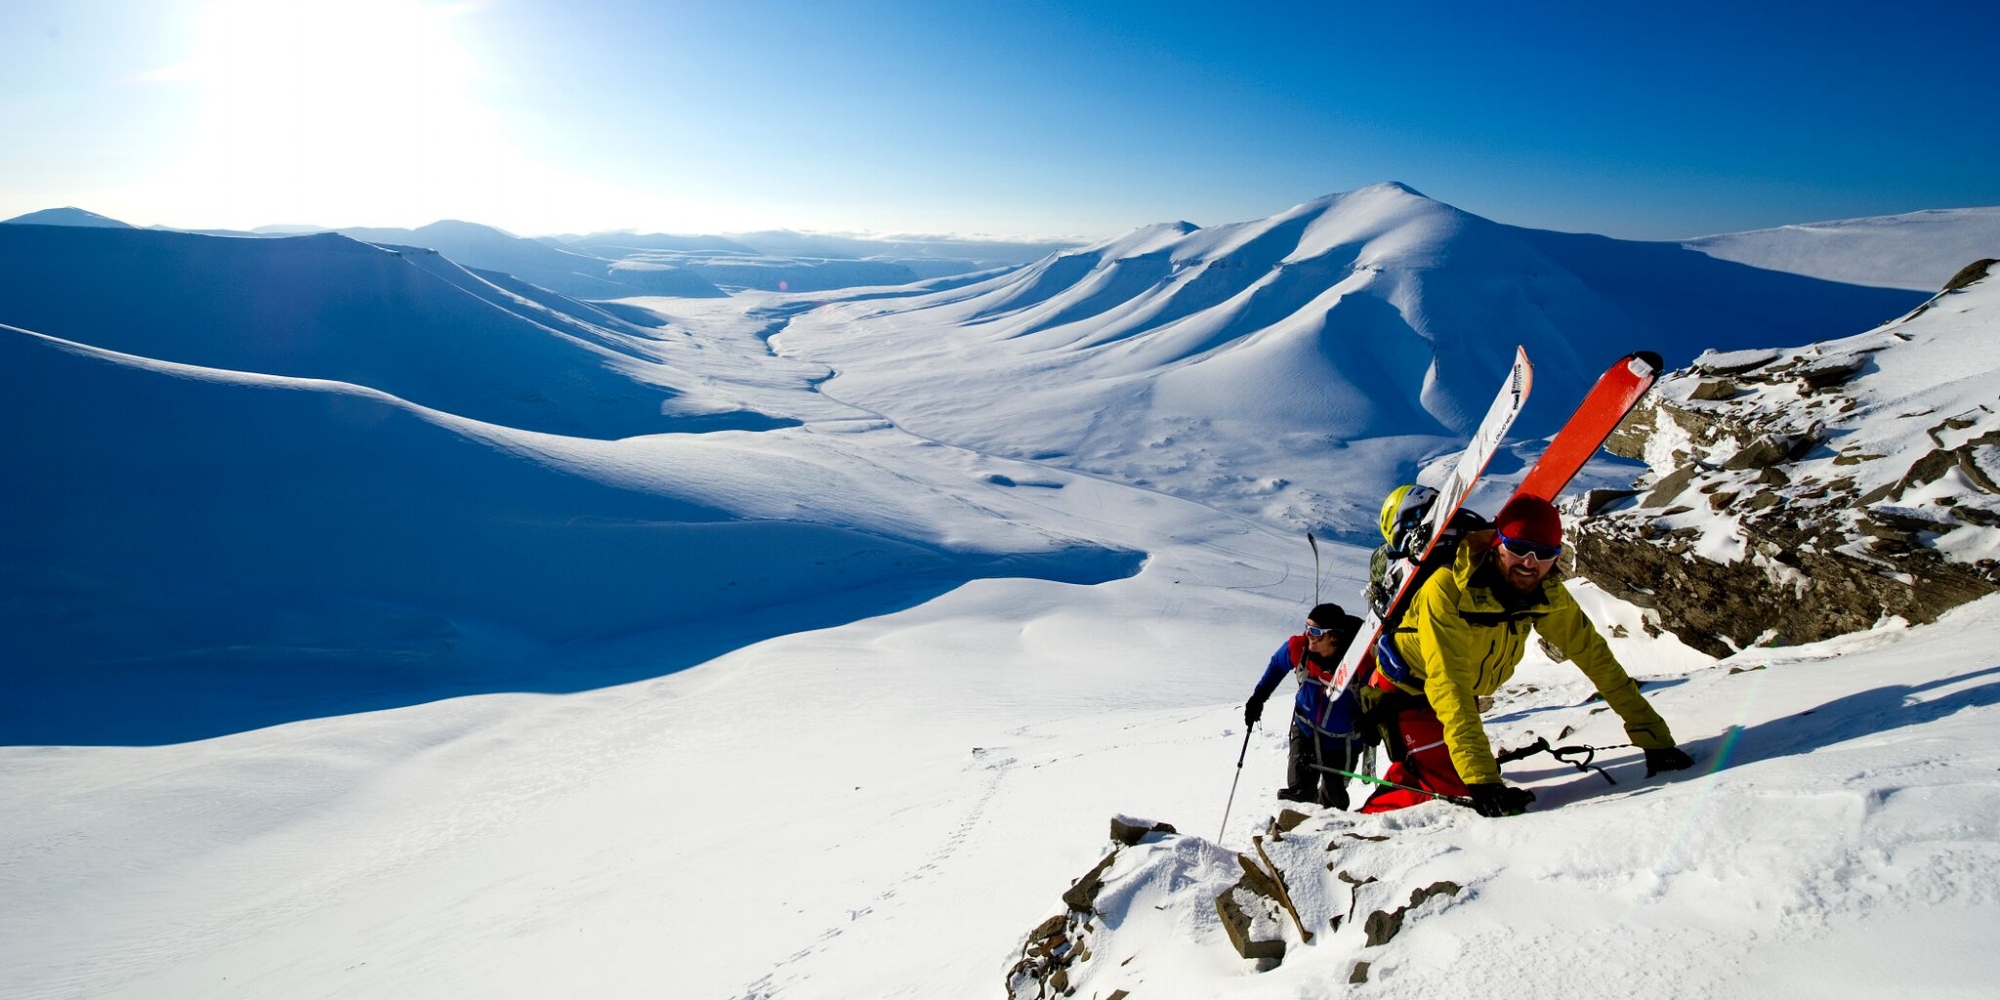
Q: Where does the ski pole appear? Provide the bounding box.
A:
[1307,532,1321,606]
[1328,767,1474,809]
[1217,722,1256,842]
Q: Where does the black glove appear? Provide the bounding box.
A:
[1244,697,1265,727]
[1644,746,1695,777]
[1465,782,1536,817]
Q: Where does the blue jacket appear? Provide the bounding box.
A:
[1251,634,1362,737]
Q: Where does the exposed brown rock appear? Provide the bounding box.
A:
[1213,885,1287,962]
[1572,342,1998,657]
[1109,815,1178,846]
[1362,881,1463,947]
[1062,851,1119,912]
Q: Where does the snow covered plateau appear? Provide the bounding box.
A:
[2,185,1996,999]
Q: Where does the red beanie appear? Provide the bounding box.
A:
[1494,495,1563,548]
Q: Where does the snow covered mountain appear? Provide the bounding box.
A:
[1683,206,2000,291]
[4,185,1997,1000]
[0,206,136,228]
[0,225,695,438]
[780,183,1927,540]
[333,220,726,299]
[0,223,1144,743]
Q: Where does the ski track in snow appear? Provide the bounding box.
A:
[732,750,1019,1000]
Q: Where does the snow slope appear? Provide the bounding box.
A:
[1011,592,2000,1000]
[0,225,717,438]
[3,186,1995,1000]
[1683,207,2000,291]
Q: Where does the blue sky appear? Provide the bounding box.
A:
[2,0,1993,240]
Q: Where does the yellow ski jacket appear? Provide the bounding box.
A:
[1386,537,1677,785]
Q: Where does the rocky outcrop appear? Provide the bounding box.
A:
[1007,816,1178,999]
[1569,264,2000,656]
[1005,811,1469,995]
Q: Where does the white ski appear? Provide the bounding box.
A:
[1324,346,1535,698]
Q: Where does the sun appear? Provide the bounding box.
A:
[159,0,530,227]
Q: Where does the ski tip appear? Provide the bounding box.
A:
[1631,351,1664,376]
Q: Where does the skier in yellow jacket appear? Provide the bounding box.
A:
[1358,494,1695,815]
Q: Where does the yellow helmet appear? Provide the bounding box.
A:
[1378,484,1438,546]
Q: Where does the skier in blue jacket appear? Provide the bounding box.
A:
[1243,603,1366,808]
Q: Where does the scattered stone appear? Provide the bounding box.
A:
[1007,909,1093,1000]
[1362,881,1464,947]
[1338,870,1379,924]
[1109,815,1178,846]
[1213,885,1287,963]
[1583,488,1642,516]
[1362,908,1404,947]
[1693,348,1780,376]
[1796,354,1868,391]
[1942,258,1996,294]
[1253,837,1313,944]
[1642,466,1701,508]
[1062,851,1120,912]
[1722,433,1798,470]
[1690,378,1738,401]
[1272,809,1312,834]
[1350,960,1372,984]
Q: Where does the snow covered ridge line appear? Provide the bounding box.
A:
[1681,206,2000,292]
[1568,259,2000,657]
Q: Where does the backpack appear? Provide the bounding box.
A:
[1365,506,1492,628]
[1358,498,1493,698]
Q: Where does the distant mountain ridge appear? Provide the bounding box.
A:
[0,206,135,228]
[0,225,738,438]
[332,220,727,299]
[1681,207,2000,291]
[779,183,1934,534]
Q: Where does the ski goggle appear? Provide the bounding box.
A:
[1496,534,1562,564]
[1304,623,1337,637]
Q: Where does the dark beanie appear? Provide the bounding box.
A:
[1308,603,1349,627]
[1312,600,1360,624]
[1494,495,1563,548]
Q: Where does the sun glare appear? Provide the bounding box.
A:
[159,0,530,227]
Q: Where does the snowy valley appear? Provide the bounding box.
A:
[3,186,1997,1000]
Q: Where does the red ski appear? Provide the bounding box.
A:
[1509,351,1663,504]
[1323,349,1660,703]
